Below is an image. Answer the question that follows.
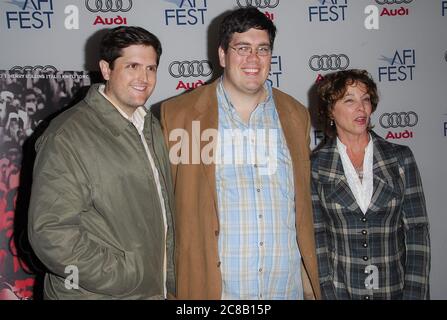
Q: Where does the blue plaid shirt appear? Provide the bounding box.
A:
[215,79,303,300]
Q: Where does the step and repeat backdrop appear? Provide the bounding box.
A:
[0,0,446,299]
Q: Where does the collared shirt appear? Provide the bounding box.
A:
[337,136,373,214]
[215,78,303,300]
[99,85,168,298]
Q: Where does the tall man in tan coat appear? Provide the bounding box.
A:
[161,7,320,300]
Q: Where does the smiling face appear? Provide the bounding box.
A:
[331,81,372,141]
[99,44,158,117]
[218,28,271,100]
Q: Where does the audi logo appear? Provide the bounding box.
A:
[168,60,213,78]
[85,0,132,13]
[379,111,418,128]
[236,0,279,9]
[9,65,58,73]
[375,0,413,4]
[308,54,350,72]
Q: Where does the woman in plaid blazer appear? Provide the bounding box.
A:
[311,69,430,300]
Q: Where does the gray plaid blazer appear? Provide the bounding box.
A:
[311,131,430,300]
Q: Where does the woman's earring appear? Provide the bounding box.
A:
[330,119,334,126]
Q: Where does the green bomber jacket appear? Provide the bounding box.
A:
[28,84,175,299]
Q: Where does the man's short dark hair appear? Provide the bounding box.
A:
[218,7,276,52]
[99,26,162,69]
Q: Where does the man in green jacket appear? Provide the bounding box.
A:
[28,26,175,299]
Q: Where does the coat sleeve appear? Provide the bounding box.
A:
[311,161,337,299]
[28,131,141,297]
[400,147,431,299]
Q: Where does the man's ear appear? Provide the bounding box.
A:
[218,46,226,68]
[99,60,111,81]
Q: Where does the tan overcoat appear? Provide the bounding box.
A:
[161,80,321,300]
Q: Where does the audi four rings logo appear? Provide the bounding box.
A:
[309,54,350,71]
[169,60,213,78]
[379,112,418,128]
[375,0,413,4]
[236,0,279,9]
[9,65,58,73]
[85,0,132,12]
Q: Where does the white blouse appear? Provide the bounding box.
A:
[336,136,373,214]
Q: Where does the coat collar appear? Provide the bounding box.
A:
[85,83,153,137]
[84,83,129,136]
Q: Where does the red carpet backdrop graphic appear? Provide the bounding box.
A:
[0,70,92,299]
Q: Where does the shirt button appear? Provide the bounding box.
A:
[256,188,261,192]
[258,214,263,219]
[217,261,221,267]
[363,256,369,261]
[259,242,264,246]
[259,268,263,272]
[214,230,219,236]
[361,217,367,222]
[363,242,368,248]
[362,230,368,235]
[254,164,258,168]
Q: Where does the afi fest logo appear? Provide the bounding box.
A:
[85,0,132,26]
[379,111,418,140]
[378,49,415,82]
[268,55,282,88]
[308,0,348,22]
[5,0,54,29]
[236,0,280,20]
[163,0,208,26]
[168,122,278,176]
[4,1,82,30]
[364,0,413,30]
[169,60,212,91]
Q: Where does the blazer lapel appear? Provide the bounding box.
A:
[275,93,308,226]
[191,81,219,213]
[368,132,403,213]
[317,141,361,212]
